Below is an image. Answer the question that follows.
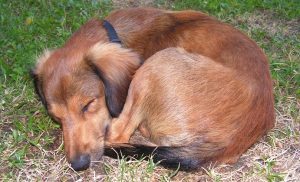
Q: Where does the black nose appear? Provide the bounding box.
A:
[70,154,91,171]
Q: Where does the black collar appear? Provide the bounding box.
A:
[102,20,122,45]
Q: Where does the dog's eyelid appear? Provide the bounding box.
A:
[82,98,97,113]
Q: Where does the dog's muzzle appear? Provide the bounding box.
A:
[70,154,91,171]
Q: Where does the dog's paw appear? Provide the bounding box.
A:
[106,125,130,144]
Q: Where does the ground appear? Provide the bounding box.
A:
[0,0,299,181]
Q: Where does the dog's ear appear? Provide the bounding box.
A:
[31,50,53,107]
[86,42,141,117]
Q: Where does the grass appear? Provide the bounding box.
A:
[172,0,300,20]
[0,0,299,181]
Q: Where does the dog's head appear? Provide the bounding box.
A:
[32,42,140,171]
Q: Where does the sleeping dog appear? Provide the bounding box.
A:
[32,8,274,171]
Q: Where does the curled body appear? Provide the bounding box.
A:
[32,8,274,170]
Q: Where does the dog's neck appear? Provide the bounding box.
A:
[102,20,122,45]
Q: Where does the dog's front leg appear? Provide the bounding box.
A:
[106,86,143,144]
[107,117,134,143]
[107,114,143,143]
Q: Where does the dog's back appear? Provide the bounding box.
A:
[108,9,274,125]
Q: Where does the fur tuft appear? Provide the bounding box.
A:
[31,49,54,107]
[33,49,53,75]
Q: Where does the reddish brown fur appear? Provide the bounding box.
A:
[32,8,274,170]
[108,47,273,166]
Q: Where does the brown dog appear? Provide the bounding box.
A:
[32,8,274,171]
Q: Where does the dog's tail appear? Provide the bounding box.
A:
[104,143,204,170]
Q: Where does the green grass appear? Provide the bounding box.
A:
[104,155,179,181]
[173,0,300,19]
[1,0,299,181]
[0,0,112,80]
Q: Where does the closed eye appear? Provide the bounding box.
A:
[82,99,96,113]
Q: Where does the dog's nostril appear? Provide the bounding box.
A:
[70,154,91,171]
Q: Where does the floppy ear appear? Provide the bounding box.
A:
[31,50,53,107]
[86,42,141,117]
